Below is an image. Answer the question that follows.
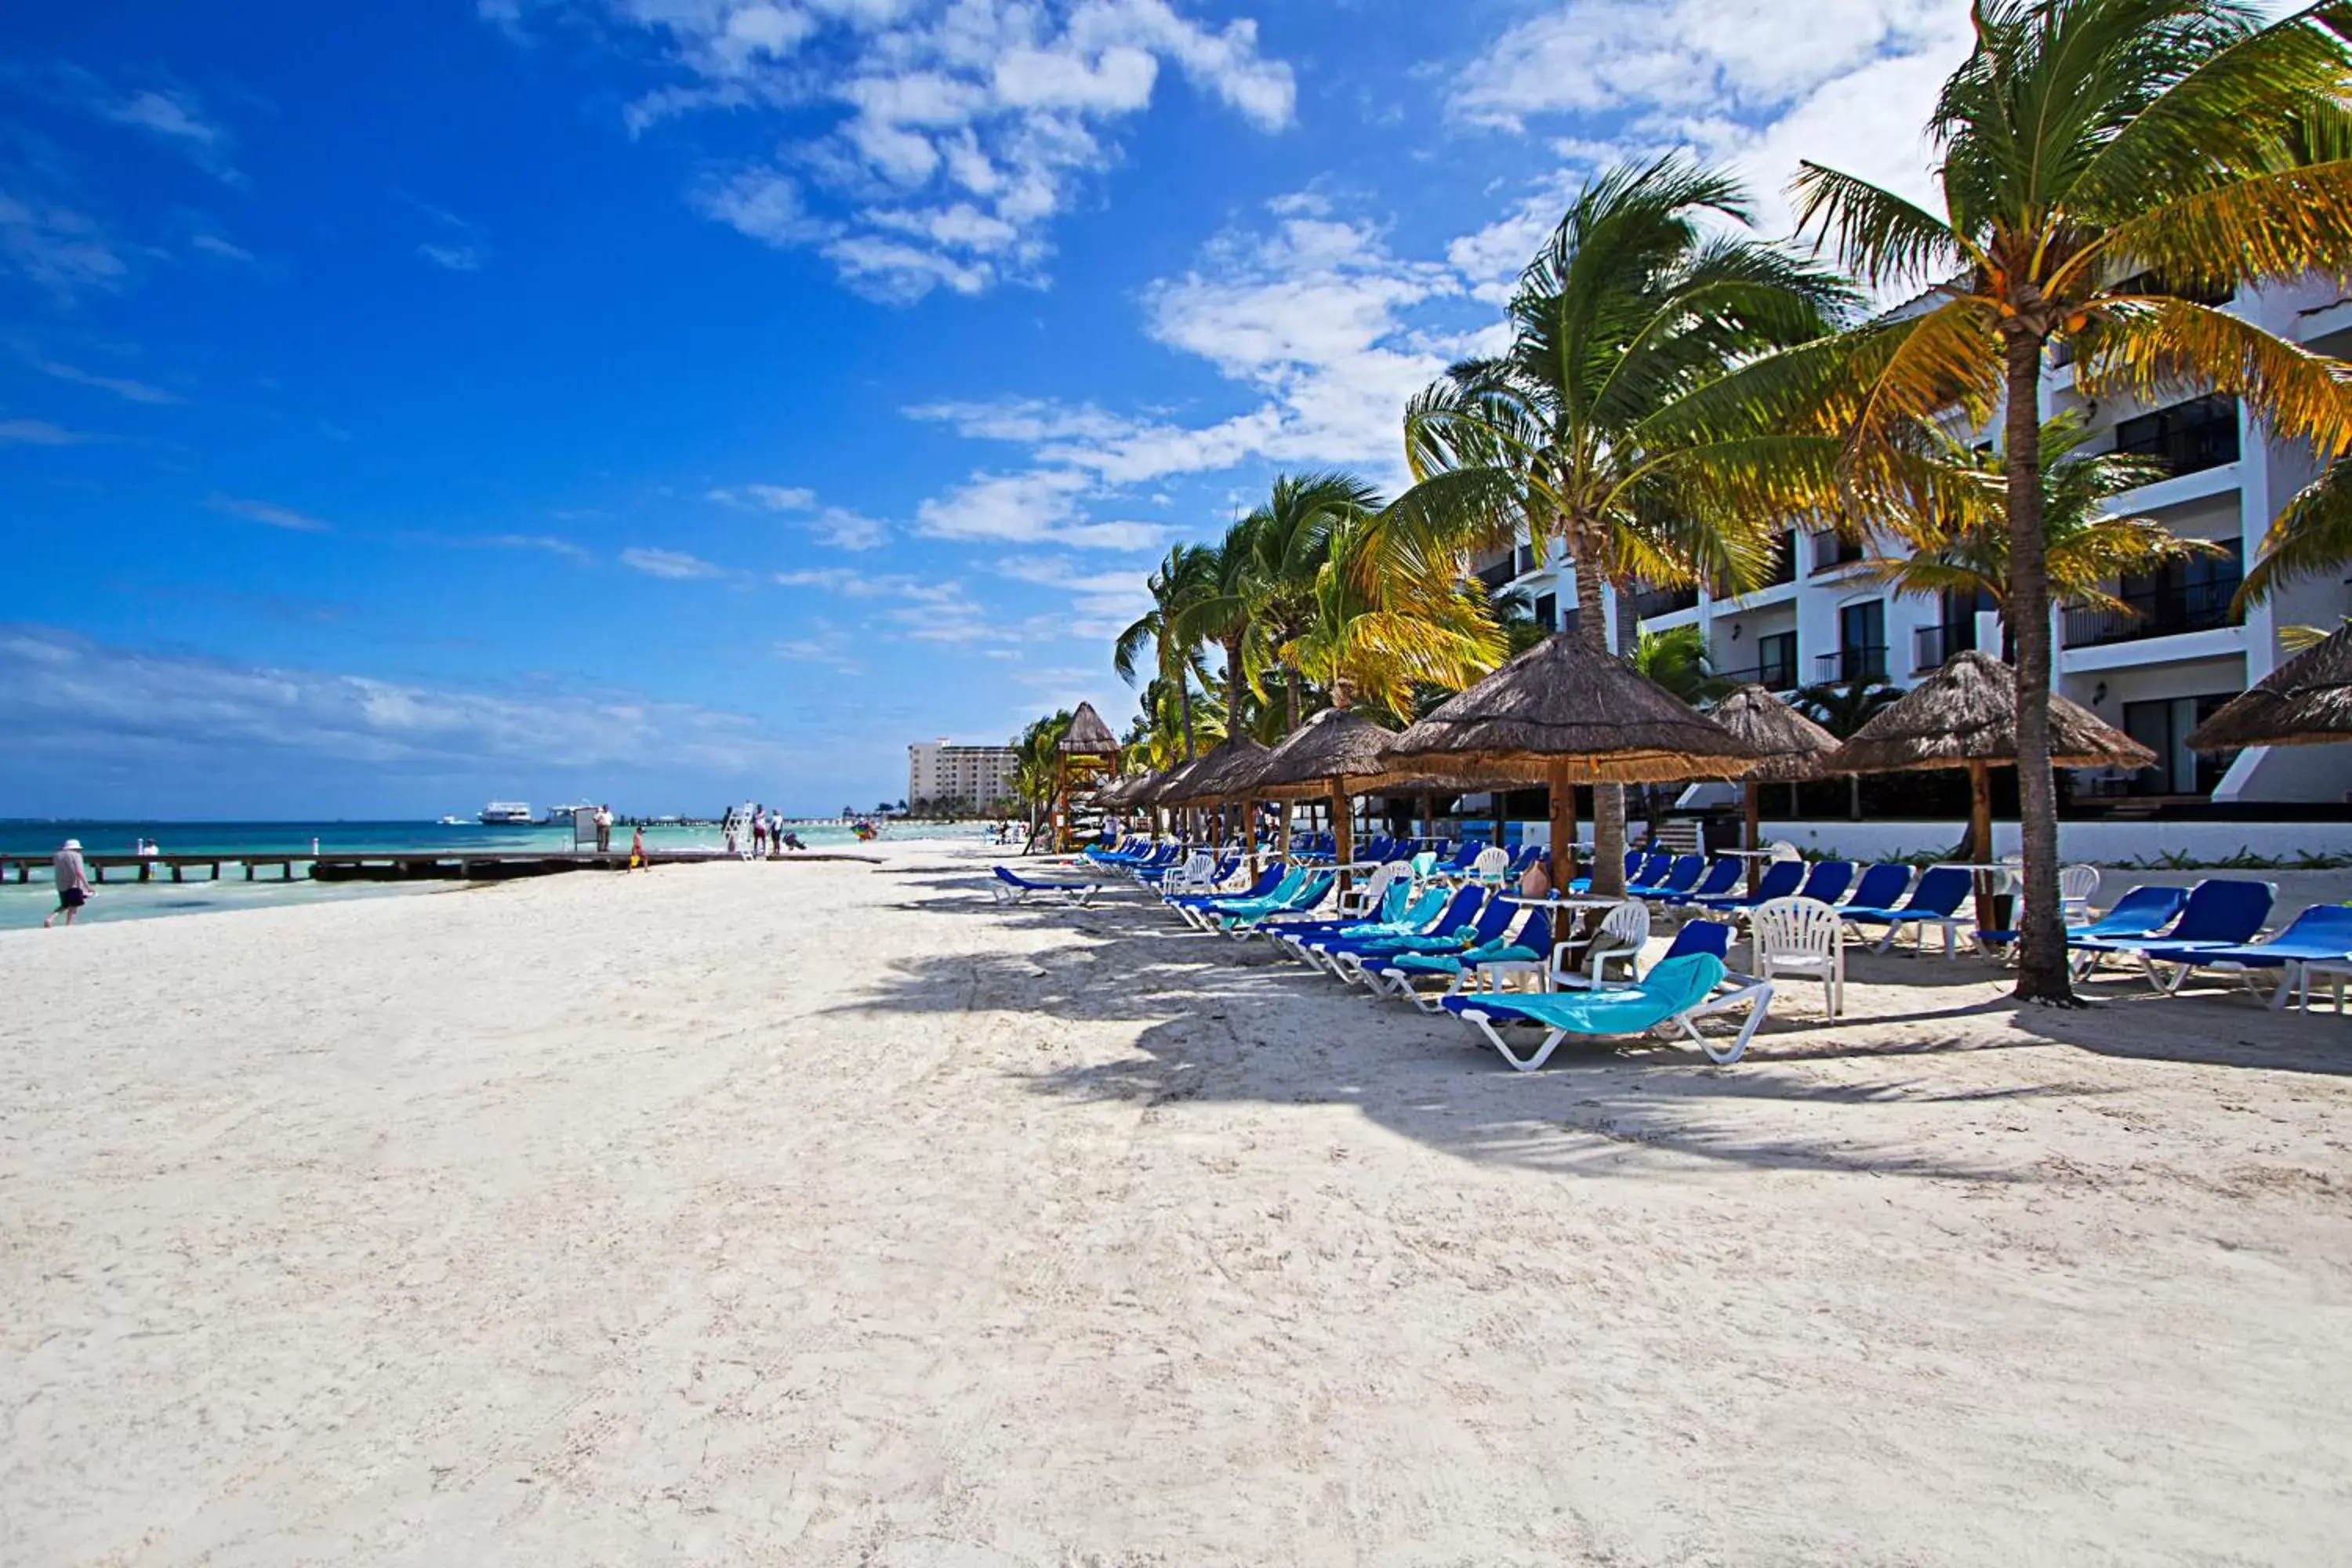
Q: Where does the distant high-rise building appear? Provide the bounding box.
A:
[907,739,1020,812]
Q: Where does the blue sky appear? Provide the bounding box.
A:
[2,0,1970,818]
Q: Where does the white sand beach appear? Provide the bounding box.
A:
[5,842,2351,1564]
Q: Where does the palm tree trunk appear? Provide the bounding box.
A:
[2003,326,2073,1005]
[1571,548,1625,897]
[1224,635,1247,742]
[1285,668,1302,732]
[1177,673,1196,760]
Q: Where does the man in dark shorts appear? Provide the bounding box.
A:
[45,838,92,928]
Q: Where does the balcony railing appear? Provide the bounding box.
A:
[2112,396,2239,479]
[1631,584,1700,619]
[1472,552,1515,592]
[2062,580,2242,648]
[1913,622,1978,671]
[1723,654,1800,691]
[1815,645,1889,684]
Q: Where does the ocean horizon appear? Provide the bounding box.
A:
[0,817,993,929]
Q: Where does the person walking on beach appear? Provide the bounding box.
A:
[45,839,93,928]
[593,803,614,854]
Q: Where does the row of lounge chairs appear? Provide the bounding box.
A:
[1091,844,1777,1067]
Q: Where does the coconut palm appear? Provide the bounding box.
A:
[1114,543,1218,762]
[1169,521,1260,750]
[1378,154,1859,894]
[1237,471,1381,731]
[1626,624,1733,706]
[1856,412,2220,635]
[1010,710,1074,853]
[1283,512,1513,722]
[1789,0,2352,1003]
[2243,456,2352,608]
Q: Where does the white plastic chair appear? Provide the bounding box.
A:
[1768,839,1802,862]
[2059,864,2100,926]
[1748,896,1845,1020]
[1543,899,1653,989]
[1161,851,1218,898]
[1470,844,1511,887]
[1339,859,1410,918]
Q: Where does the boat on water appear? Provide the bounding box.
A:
[478,801,533,825]
[437,815,467,826]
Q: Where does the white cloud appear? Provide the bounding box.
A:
[418,242,485,272]
[101,88,240,182]
[0,623,793,779]
[775,565,960,601]
[190,233,255,263]
[710,482,889,548]
[912,465,1163,550]
[0,418,99,446]
[492,0,1296,299]
[208,494,331,532]
[33,358,180,405]
[0,190,129,299]
[710,483,819,512]
[619,545,723,578]
[775,626,863,673]
[403,194,492,273]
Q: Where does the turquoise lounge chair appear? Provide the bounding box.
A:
[1440,953,1774,1069]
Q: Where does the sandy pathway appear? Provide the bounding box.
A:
[4,844,2350,1564]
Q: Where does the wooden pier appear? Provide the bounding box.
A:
[0,848,880,886]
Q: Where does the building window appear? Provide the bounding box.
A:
[2111,395,2240,477]
[1817,601,1887,684]
[2122,693,2238,797]
[1534,592,1558,631]
[2063,539,2244,648]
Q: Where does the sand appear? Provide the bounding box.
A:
[4,843,2350,1566]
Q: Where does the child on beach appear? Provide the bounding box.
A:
[630,824,645,870]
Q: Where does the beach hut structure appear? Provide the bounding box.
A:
[1251,703,1401,880]
[1052,702,1121,852]
[1379,632,1762,902]
[2187,622,2352,753]
[1706,684,1844,891]
[1828,650,2154,931]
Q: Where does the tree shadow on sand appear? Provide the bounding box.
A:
[811,889,2142,1183]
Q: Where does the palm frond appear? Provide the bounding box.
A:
[2083,296,2352,460]
[1788,162,1968,286]
[2241,455,2352,606]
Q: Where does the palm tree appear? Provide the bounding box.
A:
[1795,680,1904,819]
[2244,454,2352,608]
[1626,624,1733,706]
[1856,412,2220,640]
[1238,472,1381,731]
[1010,710,1073,853]
[1790,0,2352,1002]
[1379,155,1858,894]
[1170,521,1261,746]
[1285,512,1512,721]
[1114,543,1218,761]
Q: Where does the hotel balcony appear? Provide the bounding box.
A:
[1815,644,1889,685]
[1721,650,1800,692]
[1911,621,1979,673]
[1808,530,1867,575]
[1631,583,1700,621]
[2062,581,2241,650]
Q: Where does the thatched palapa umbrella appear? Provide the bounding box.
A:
[1158,735,1272,861]
[1706,684,1843,891]
[1378,633,1761,903]
[2187,622,2352,753]
[1829,650,2154,930]
[1251,703,1399,883]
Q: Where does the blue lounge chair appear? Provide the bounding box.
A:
[1629,854,1705,900]
[2071,879,2275,989]
[1842,866,1974,956]
[1266,880,1443,959]
[1664,857,1742,906]
[2142,902,2352,1007]
[1308,885,1487,967]
[1331,891,1518,986]
[991,866,1098,906]
[1839,862,1913,915]
[1980,882,2187,957]
[1791,858,1856,907]
[1218,873,1337,933]
[1368,909,1550,1011]
[1442,954,1775,1069]
[1696,857,1805,912]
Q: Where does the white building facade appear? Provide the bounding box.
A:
[1483,276,2352,808]
[907,740,1021,811]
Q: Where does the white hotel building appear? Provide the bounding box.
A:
[907,740,1021,812]
[1482,276,2352,811]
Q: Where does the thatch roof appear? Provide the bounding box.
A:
[1378,632,1762,785]
[2187,622,2352,751]
[1707,684,1845,784]
[1250,706,1401,799]
[1058,702,1119,756]
[1136,752,1211,806]
[1830,650,2154,773]
[1160,735,1272,805]
[1095,771,1153,808]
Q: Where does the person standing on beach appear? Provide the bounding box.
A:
[594,803,614,854]
[45,839,93,928]
[629,823,645,870]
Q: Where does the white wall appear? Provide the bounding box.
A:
[1761,818,2352,865]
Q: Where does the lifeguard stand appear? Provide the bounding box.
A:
[1052,702,1120,852]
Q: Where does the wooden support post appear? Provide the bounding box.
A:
[1744,781,1762,895]
[1240,794,1259,877]
[1328,777,1352,897]
[1548,759,1579,949]
[1276,797,1291,864]
[1969,760,1998,936]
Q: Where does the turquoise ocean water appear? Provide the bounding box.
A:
[0,819,985,930]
